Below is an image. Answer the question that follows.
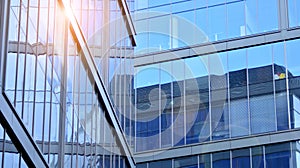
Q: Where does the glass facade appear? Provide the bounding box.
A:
[133,39,300,152]
[1,0,134,167]
[138,141,299,168]
[1,0,300,167]
[133,0,279,54]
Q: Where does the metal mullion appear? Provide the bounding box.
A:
[263,145,266,168]
[57,13,68,167]
[123,29,127,145]
[18,153,21,168]
[69,66,74,167]
[1,128,5,168]
[197,154,200,168]
[243,0,247,35]
[86,0,90,41]
[32,0,41,138]
[13,0,23,108]
[230,150,232,168]
[227,52,231,139]
[250,147,253,168]
[70,41,77,168]
[41,0,51,156]
[159,63,162,149]
[75,52,81,168]
[48,0,57,162]
[284,41,291,130]
[272,45,278,131]
[93,0,97,164]
[246,49,251,135]
[171,62,174,147]
[183,60,186,145]
[83,62,88,167]
[208,55,212,141]
[119,14,122,130]
[21,0,31,119]
[129,57,133,149]
[134,67,137,152]
[91,89,96,167]
[94,95,99,167]
[102,111,105,167]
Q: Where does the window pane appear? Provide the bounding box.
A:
[174,156,198,168]
[212,151,230,168]
[227,1,246,38]
[210,53,229,140]
[252,146,264,168]
[228,49,249,137]
[200,154,211,168]
[288,0,300,27]
[265,143,291,168]
[248,45,275,134]
[208,4,226,41]
[135,65,160,151]
[273,42,289,131]
[286,39,300,129]
[232,148,250,168]
[173,60,185,146]
[160,62,173,148]
[257,0,278,32]
[292,141,300,167]
[149,160,172,168]
[186,56,210,144]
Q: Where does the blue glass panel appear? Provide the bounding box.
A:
[137,163,147,168]
[174,156,198,168]
[232,148,250,168]
[172,0,194,13]
[135,1,148,10]
[265,143,291,168]
[252,147,264,168]
[208,0,225,6]
[286,39,300,129]
[199,154,211,168]
[245,0,258,34]
[208,4,226,41]
[149,0,170,7]
[257,0,278,32]
[227,1,246,39]
[160,62,173,147]
[228,49,249,137]
[148,15,171,51]
[149,160,172,168]
[196,8,209,41]
[292,141,300,167]
[185,56,210,144]
[212,151,230,168]
[210,52,229,140]
[195,0,207,9]
[288,0,300,27]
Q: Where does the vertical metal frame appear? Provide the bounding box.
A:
[57,0,136,167]
[0,0,49,167]
[279,0,289,29]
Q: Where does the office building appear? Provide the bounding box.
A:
[1,0,300,168]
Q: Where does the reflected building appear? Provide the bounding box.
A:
[131,0,300,168]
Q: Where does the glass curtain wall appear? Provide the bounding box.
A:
[133,0,279,54]
[138,141,298,168]
[133,39,300,152]
[3,0,133,167]
[0,123,28,167]
[69,0,135,149]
